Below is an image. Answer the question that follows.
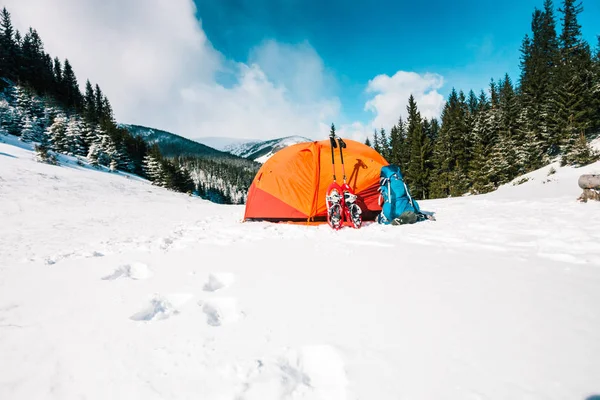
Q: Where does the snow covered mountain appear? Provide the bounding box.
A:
[223,135,312,163]
[194,136,257,152]
[2,131,600,400]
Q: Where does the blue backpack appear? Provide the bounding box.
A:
[377,165,421,225]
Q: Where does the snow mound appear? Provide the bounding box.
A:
[102,262,153,280]
[203,272,236,292]
[131,293,193,321]
[226,345,349,399]
[200,297,242,326]
[278,345,348,399]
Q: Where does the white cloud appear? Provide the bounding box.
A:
[364,71,446,132]
[4,0,340,141]
[248,40,338,103]
[337,121,371,144]
[335,71,446,144]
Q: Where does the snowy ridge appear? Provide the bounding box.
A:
[224,135,312,163]
[120,123,227,158]
[1,133,600,400]
[194,136,257,152]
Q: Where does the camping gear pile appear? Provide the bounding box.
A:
[244,132,434,228]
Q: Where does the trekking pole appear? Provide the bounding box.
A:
[337,136,347,183]
[329,134,337,182]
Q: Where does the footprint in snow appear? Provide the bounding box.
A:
[130,293,193,322]
[199,297,242,326]
[102,262,153,280]
[203,272,235,292]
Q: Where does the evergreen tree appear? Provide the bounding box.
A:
[116,143,134,172]
[46,113,68,152]
[94,84,104,120]
[518,105,546,171]
[53,57,62,91]
[83,80,96,123]
[390,117,409,170]
[554,0,594,164]
[430,93,454,198]
[20,115,43,142]
[558,0,585,61]
[420,118,436,196]
[562,128,597,166]
[65,115,85,156]
[142,144,164,184]
[97,131,114,166]
[499,74,522,179]
[467,90,479,115]
[14,85,32,118]
[100,95,114,126]
[364,136,371,147]
[378,128,390,160]
[405,95,429,198]
[372,129,380,154]
[388,123,401,165]
[79,119,95,150]
[428,118,440,142]
[0,7,17,80]
[87,142,101,167]
[469,90,496,193]
[34,128,56,165]
[61,59,81,108]
[520,1,560,156]
[20,28,46,88]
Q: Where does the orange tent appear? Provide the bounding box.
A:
[244,139,388,223]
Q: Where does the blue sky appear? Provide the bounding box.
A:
[8,0,598,141]
[196,0,600,125]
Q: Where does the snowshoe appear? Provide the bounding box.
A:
[343,190,362,229]
[326,188,343,230]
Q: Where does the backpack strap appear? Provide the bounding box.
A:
[378,176,390,206]
[403,182,415,209]
[403,181,428,219]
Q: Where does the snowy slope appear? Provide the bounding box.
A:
[1,132,600,400]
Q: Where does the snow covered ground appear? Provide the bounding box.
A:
[1,133,600,400]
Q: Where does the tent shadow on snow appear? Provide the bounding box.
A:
[244,139,388,224]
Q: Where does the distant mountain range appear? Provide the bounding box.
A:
[126,126,312,164]
[220,136,312,163]
[194,136,257,152]
[121,124,239,160]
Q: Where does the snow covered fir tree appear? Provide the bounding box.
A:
[367,0,599,199]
